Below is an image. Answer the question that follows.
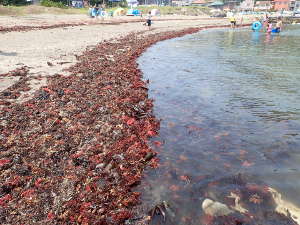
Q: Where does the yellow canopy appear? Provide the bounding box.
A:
[113,8,125,16]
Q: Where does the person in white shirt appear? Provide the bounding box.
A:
[146,11,152,30]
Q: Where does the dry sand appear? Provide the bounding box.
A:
[0,14,237,102]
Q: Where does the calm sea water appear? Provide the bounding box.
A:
[137,26,300,225]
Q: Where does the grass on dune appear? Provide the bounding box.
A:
[0,4,210,16]
[0,5,87,16]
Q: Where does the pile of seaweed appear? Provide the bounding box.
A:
[0,67,31,105]
[0,27,205,224]
[0,24,87,33]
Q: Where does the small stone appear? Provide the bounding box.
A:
[202,198,233,216]
[0,120,8,126]
[96,163,106,169]
[112,154,124,161]
[59,111,68,117]
[144,152,156,162]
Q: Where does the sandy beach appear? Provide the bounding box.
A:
[0,14,227,75]
[0,15,231,100]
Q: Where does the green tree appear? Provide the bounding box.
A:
[0,0,29,5]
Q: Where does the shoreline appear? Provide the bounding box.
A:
[0,16,235,104]
[0,24,248,224]
[0,15,222,33]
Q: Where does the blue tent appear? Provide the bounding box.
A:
[127,9,141,16]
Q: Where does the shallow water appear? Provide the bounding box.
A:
[137,26,300,224]
[0,51,17,56]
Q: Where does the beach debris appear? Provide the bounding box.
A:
[269,187,300,225]
[249,193,263,204]
[199,174,299,225]
[0,24,87,33]
[202,198,234,216]
[227,192,248,214]
[47,61,54,66]
[57,61,72,65]
[144,152,156,162]
[0,67,31,104]
[149,201,172,222]
[0,66,29,77]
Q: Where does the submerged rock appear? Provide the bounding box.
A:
[202,198,233,216]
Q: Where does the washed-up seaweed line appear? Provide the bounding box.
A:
[0,67,31,105]
[0,17,224,33]
[0,23,92,33]
[0,25,239,225]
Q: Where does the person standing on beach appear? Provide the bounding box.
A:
[263,14,269,29]
[93,1,101,18]
[229,16,236,28]
[146,11,152,30]
[275,17,283,33]
[266,21,272,34]
[240,16,244,26]
[100,3,106,20]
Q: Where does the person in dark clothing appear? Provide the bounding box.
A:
[93,1,101,17]
[146,11,152,30]
[95,1,100,9]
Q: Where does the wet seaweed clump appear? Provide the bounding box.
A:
[0,67,31,105]
[0,24,86,33]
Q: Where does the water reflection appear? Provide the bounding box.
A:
[264,33,274,44]
[251,31,261,43]
[0,51,17,56]
[137,26,300,224]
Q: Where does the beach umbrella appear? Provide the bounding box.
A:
[151,9,160,16]
[113,8,126,16]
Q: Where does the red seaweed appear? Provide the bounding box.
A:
[0,25,251,224]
